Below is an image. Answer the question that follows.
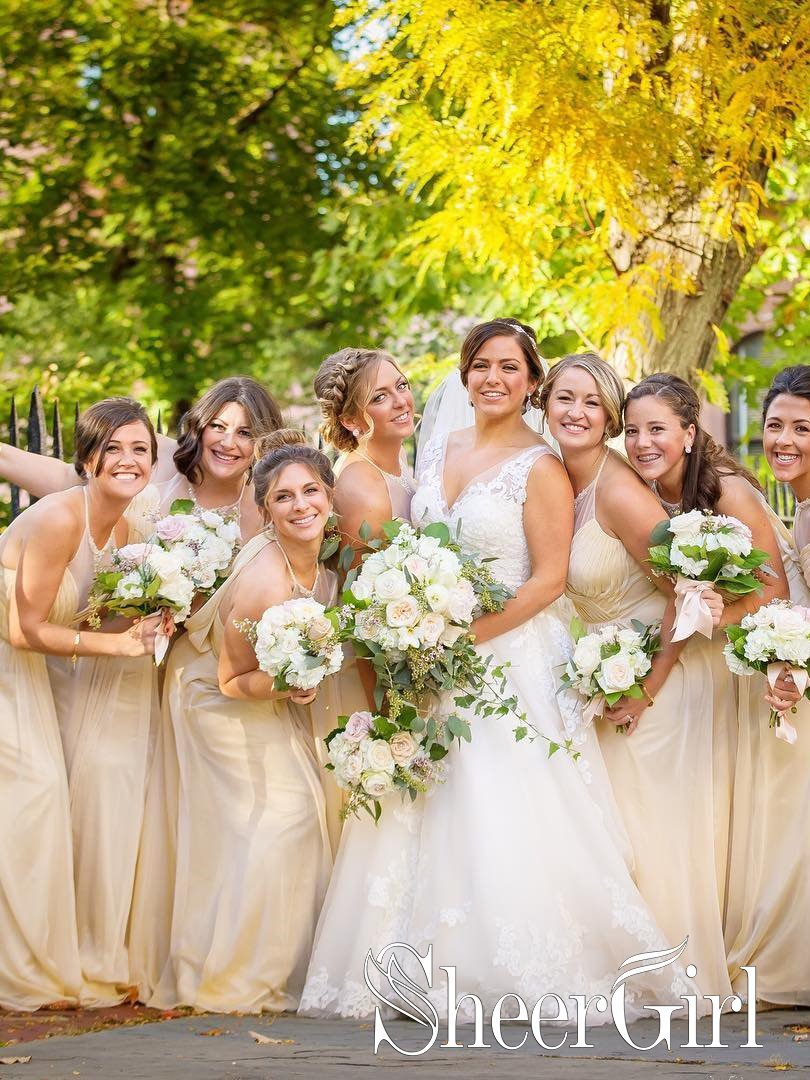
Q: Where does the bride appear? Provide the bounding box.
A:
[301,320,693,1021]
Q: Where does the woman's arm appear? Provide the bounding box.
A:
[714,475,789,626]
[11,503,158,657]
[0,443,79,497]
[470,455,574,646]
[334,462,393,564]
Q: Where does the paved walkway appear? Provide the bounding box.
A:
[1,1008,808,1080]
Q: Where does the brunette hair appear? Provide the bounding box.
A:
[314,347,403,453]
[762,365,810,421]
[252,428,335,512]
[625,372,761,511]
[173,377,283,484]
[459,319,544,410]
[539,352,625,439]
[74,398,157,478]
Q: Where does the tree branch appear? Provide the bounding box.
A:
[234,42,319,133]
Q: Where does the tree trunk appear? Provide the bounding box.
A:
[605,168,766,382]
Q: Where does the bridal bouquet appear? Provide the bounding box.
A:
[724,599,810,744]
[559,618,661,733]
[341,520,573,758]
[237,597,344,692]
[648,510,772,641]
[80,541,195,661]
[153,499,240,596]
[325,703,449,821]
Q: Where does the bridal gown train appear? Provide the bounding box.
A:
[300,435,695,1021]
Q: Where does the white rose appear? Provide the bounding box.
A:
[667,510,706,538]
[439,623,467,647]
[115,571,144,600]
[417,612,445,646]
[616,628,642,648]
[374,568,410,602]
[216,519,240,544]
[415,535,441,558]
[446,579,476,624]
[359,553,386,579]
[363,739,396,774]
[572,636,602,676]
[361,770,395,797]
[383,544,405,568]
[350,579,373,602]
[597,651,636,694]
[424,583,450,613]
[339,749,364,785]
[328,732,353,765]
[670,544,709,578]
[386,596,421,628]
[404,554,430,580]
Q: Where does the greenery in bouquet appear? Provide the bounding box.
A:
[647,509,772,596]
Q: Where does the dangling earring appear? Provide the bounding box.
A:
[264,520,277,539]
[685,444,692,455]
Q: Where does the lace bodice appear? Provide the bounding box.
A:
[410,433,555,592]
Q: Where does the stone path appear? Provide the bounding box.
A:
[1,1007,808,1080]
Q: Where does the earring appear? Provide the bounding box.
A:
[685,445,692,454]
[264,521,277,539]
[352,428,360,437]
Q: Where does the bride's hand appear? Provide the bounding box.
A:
[601,696,647,736]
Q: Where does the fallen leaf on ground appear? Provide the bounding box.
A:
[198,1028,227,1037]
[0,1055,32,1064]
[248,1030,295,1045]
[786,1025,810,1034]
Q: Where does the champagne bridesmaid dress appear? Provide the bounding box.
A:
[566,451,731,998]
[142,533,332,1012]
[0,523,82,1010]
[49,490,156,1005]
[724,498,810,1003]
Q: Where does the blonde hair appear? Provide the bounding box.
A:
[313,347,402,453]
[252,428,335,511]
[539,352,625,439]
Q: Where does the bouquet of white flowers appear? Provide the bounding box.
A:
[80,540,195,662]
[152,498,240,596]
[724,599,810,744]
[237,597,344,692]
[325,703,449,821]
[559,618,662,733]
[341,520,574,759]
[648,510,772,641]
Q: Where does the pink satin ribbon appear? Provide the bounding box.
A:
[671,577,715,642]
[154,608,175,665]
[582,693,606,726]
[766,662,807,745]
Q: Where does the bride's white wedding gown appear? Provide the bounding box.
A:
[300,435,695,1020]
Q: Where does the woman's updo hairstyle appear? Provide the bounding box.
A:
[74,397,157,478]
[459,318,544,411]
[539,352,625,438]
[173,376,284,484]
[252,428,335,512]
[625,372,760,511]
[761,365,810,421]
[314,347,402,453]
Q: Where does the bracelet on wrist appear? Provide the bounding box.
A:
[70,630,81,667]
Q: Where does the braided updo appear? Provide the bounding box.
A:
[252,428,335,514]
[314,347,401,453]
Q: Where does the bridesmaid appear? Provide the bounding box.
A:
[623,373,791,940]
[312,347,416,847]
[141,430,334,1013]
[0,398,160,1010]
[313,347,416,548]
[542,353,731,995]
[720,365,810,1003]
[0,376,283,544]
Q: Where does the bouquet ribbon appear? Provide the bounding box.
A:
[766,662,808,745]
[582,693,606,726]
[672,577,715,642]
[154,609,175,666]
